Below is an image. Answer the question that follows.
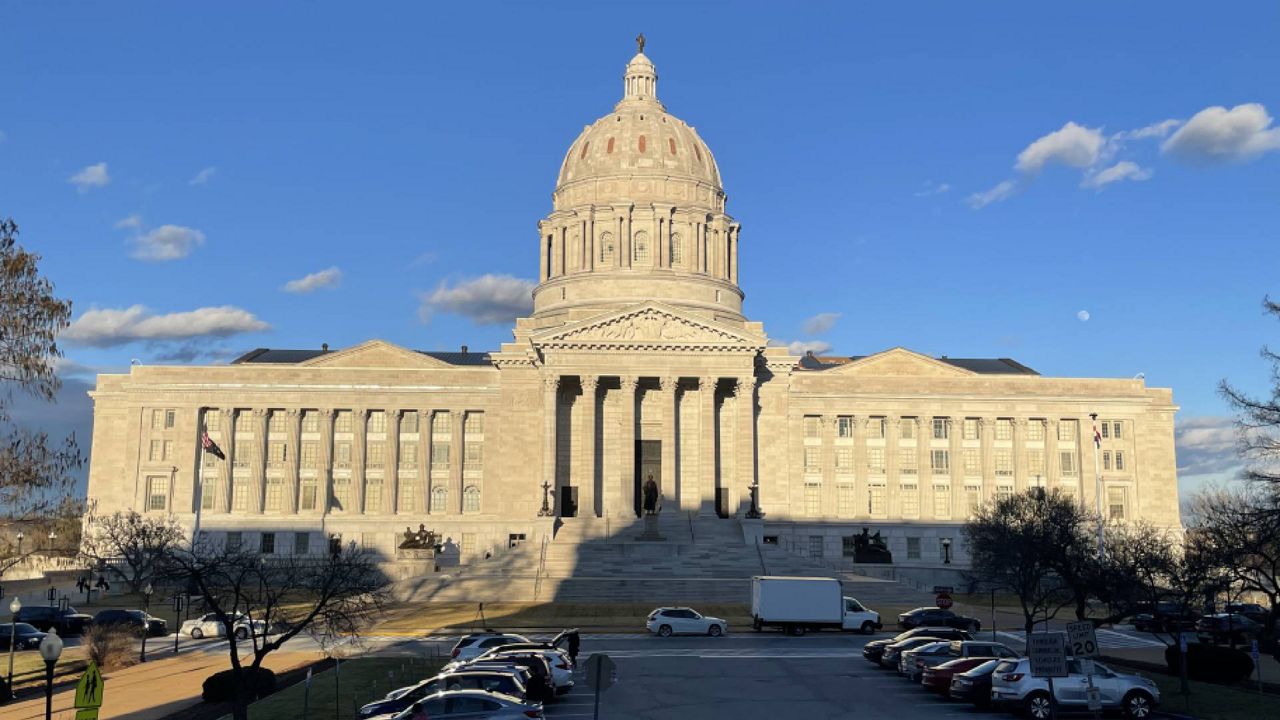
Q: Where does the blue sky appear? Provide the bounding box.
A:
[2,1,1278,493]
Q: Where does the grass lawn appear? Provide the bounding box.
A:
[375,601,753,633]
[246,657,445,720]
[1143,672,1280,720]
[7,645,88,694]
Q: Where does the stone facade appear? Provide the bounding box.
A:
[84,47,1181,571]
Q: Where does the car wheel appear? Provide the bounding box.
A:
[1024,691,1052,720]
[191,628,204,639]
[789,625,806,636]
[860,621,876,635]
[234,627,249,640]
[1122,690,1154,719]
[752,618,763,632]
[657,624,673,638]
[708,624,723,637]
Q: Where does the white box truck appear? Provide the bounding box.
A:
[751,576,882,636]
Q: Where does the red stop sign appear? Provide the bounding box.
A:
[936,593,954,610]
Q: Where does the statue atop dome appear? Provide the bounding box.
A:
[636,33,645,54]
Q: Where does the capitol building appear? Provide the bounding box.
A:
[85,45,1181,572]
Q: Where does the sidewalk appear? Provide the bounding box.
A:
[0,649,318,720]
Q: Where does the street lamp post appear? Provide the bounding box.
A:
[45,531,56,552]
[38,628,62,720]
[140,583,153,662]
[7,597,20,696]
[14,532,23,557]
[537,480,554,517]
[744,477,764,519]
[941,537,953,565]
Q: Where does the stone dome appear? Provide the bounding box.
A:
[553,51,723,208]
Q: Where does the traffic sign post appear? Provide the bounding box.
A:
[1067,621,1101,720]
[933,586,954,611]
[584,653,616,720]
[73,661,104,720]
[1029,632,1068,720]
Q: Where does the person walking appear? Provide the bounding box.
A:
[566,629,581,666]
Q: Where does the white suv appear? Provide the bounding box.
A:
[646,607,728,637]
[449,632,529,660]
[990,657,1160,719]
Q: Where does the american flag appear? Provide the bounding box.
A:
[201,431,226,460]
[1093,423,1103,448]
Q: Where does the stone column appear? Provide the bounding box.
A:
[579,376,599,518]
[1045,419,1060,487]
[585,216,595,271]
[217,408,235,513]
[1013,418,1029,494]
[729,226,740,283]
[950,415,964,518]
[452,409,466,515]
[318,409,335,515]
[622,210,633,269]
[851,415,865,519]
[543,376,560,515]
[917,416,932,519]
[386,410,401,514]
[285,409,302,514]
[981,417,997,500]
[251,409,268,514]
[660,376,678,513]
[618,376,639,518]
[538,223,549,282]
[820,414,836,519]
[886,417,901,518]
[417,410,431,515]
[699,376,717,516]
[351,408,368,514]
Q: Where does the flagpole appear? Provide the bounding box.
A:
[193,433,205,553]
[1090,412,1105,559]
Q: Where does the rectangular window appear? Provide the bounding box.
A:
[804,536,822,559]
[899,448,917,475]
[837,484,855,517]
[294,532,310,555]
[931,449,950,474]
[268,412,286,434]
[268,442,287,466]
[1115,451,1125,471]
[1027,421,1045,441]
[1112,421,1123,440]
[232,480,248,511]
[465,441,483,469]
[226,532,242,551]
[964,448,981,475]
[299,482,317,511]
[866,448,885,474]
[163,439,173,460]
[334,442,352,469]
[335,411,353,433]
[1059,420,1077,442]
[236,413,254,434]
[900,483,919,517]
[866,417,884,439]
[431,442,451,467]
[332,478,350,510]
[1061,451,1078,476]
[149,440,161,462]
[367,411,386,433]
[803,415,821,439]
[165,409,176,429]
[204,411,221,432]
[264,478,282,511]
[1027,449,1045,476]
[933,484,952,519]
[302,411,319,433]
[401,443,418,466]
[430,486,447,513]
[1059,485,1078,505]
[804,483,821,516]
[366,441,385,468]
[463,486,481,513]
[842,535,858,558]
[966,485,982,516]
[1108,487,1127,520]
[465,412,484,434]
[401,411,419,434]
[963,418,979,440]
[995,419,1013,441]
[837,416,854,438]
[261,532,275,555]
[835,448,853,472]
[301,442,318,468]
[868,485,886,517]
[200,478,217,510]
[432,411,452,434]
[996,484,1014,503]
[901,418,916,440]
[146,476,168,511]
[803,447,820,473]
[932,417,949,440]
[1103,451,1112,471]
[995,450,1013,476]
[399,479,416,511]
[461,533,476,557]
[907,537,921,560]
[364,480,382,512]
[1101,422,1110,439]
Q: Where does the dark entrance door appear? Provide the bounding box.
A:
[560,486,578,518]
[635,440,661,517]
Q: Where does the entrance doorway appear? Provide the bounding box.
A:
[635,439,661,517]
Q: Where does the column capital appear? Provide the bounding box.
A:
[251,408,268,419]
[658,376,677,392]
[734,376,755,395]
[543,374,561,392]
[699,376,718,391]
[621,375,640,392]
[581,374,600,392]
[888,416,902,427]
[1012,417,1028,428]
[320,408,336,419]
[286,408,301,418]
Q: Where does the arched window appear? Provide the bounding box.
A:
[599,231,614,263]
[670,232,683,265]
[634,231,649,263]
[430,487,447,514]
[579,141,590,159]
[668,138,677,155]
[638,135,647,153]
[463,485,481,514]
[607,137,615,154]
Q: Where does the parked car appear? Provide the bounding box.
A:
[749,576,881,635]
[880,636,947,669]
[356,671,528,718]
[1131,601,1198,633]
[991,657,1160,719]
[179,612,267,640]
[450,632,530,660]
[1196,613,1262,646]
[387,689,543,719]
[13,606,93,636]
[903,639,1019,681]
[899,640,950,678]
[484,629,577,663]
[446,651,555,703]
[948,658,1001,708]
[92,609,167,638]
[922,656,993,695]
[897,607,981,632]
[646,607,728,637]
[471,644,575,693]
[862,627,972,665]
[1223,602,1270,625]
[0,623,47,651]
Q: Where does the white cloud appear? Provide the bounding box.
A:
[1015,122,1105,173]
[419,274,535,325]
[787,340,832,356]
[69,162,110,192]
[62,305,270,348]
[801,312,841,335]
[283,266,343,294]
[1077,310,1091,322]
[189,166,217,185]
[966,180,1018,209]
[129,224,205,261]
[1162,103,1280,163]
[914,180,951,197]
[1080,161,1153,190]
[1176,416,1244,477]
[114,214,143,230]
[1120,119,1183,141]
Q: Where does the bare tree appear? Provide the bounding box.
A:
[161,540,391,720]
[1221,297,1280,497]
[79,510,186,592]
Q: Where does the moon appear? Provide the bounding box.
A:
[1077,310,1091,322]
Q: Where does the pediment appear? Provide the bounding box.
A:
[532,303,766,351]
[299,340,453,369]
[825,347,975,377]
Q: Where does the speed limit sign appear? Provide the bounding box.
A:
[1066,620,1100,658]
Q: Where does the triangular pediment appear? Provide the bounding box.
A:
[299,340,453,369]
[531,302,766,350]
[825,347,975,377]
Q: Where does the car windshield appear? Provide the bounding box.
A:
[965,659,1001,675]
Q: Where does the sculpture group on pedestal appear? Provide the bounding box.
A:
[852,527,893,564]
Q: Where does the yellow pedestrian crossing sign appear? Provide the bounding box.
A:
[74,661,104,709]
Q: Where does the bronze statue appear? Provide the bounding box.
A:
[642,475,659,515]
[636,33,645,54]
[853,527,892,564]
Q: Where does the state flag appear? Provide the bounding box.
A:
[201,431,226,460]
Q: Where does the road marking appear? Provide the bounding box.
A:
[996,629,1165,649]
